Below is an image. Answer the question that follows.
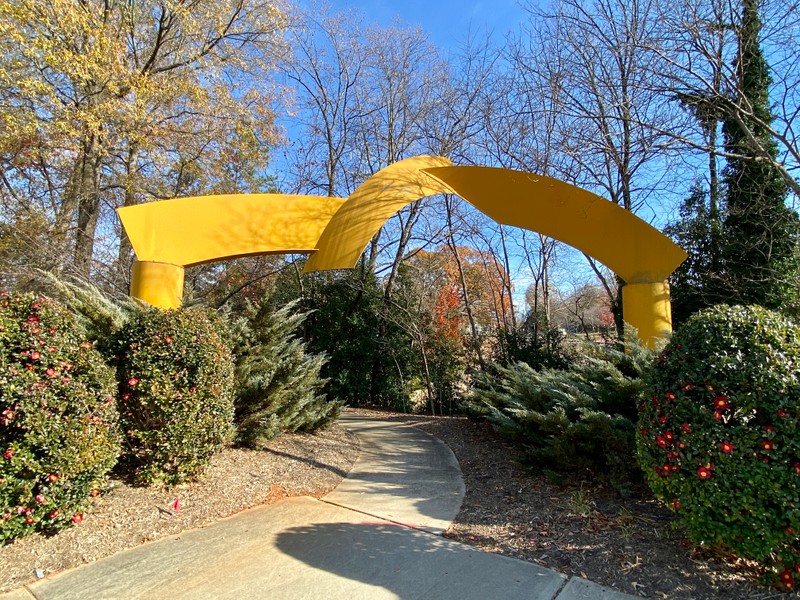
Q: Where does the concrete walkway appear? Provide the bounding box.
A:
[2,416,639,600]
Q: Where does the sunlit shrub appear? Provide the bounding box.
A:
[110,307,234,485]
[468,339,649,490]
[231,299,339,446]
[0,292,120,543]
[638,305,800,590]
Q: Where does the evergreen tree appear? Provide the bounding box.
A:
[720,0,798,308]
[666,184,728,324]
[231,299,340,447]
[304,269,389,406]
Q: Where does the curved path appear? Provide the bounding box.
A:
[2,416,637,600]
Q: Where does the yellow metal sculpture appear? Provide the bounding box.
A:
[118,193,346,308]
[303,156,454,272]
[118,155,686,346]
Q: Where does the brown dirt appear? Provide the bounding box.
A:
[3,410,798,599]
[0,425,359,593]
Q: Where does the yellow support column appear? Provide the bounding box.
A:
[622,281,673,348]
[130,261,185,309]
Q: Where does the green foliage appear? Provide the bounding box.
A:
[109,307,235,485]
[33,270,140,342]
[0,292,121,543]
[303,270,385,405]
[720,0,798,310]
[231,299,339,446]
[666,184,726,324]
[278,266,414,409]
[467,338,650,489]
[638,305,800,589]
[494,313,571,371]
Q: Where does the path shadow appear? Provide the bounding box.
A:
[261,447,349,478]
[275,521,562,600]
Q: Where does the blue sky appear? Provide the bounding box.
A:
[323,0,528,49]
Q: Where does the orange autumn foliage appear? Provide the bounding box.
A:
[406,245,513,341]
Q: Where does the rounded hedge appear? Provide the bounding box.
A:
[637,305,800,589]
[0,292,121,543]
[110,307,235,485]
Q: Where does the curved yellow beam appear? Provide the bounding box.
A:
[303,155,453,272]
[420,166,687,284]
[118,193,347,267]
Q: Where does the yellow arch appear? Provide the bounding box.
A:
[303,155,454,272]
[119,157,686,344]
[420,166,686,284]
[118,193,346,267]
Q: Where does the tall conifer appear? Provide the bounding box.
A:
[721,0,798,308]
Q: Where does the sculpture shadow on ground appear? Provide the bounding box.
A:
[274,521,564,600]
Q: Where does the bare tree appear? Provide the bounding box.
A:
[278,7,366,199]
[510,0,684,333]
[646,0,800,198]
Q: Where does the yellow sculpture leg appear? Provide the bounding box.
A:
[130,261,185,309]
[622,281,673,348]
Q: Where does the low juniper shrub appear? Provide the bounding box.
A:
[637,305,800,590]
[0,292,121,543]
[467,338,649,490]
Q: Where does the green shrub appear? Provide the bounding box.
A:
[0,292,120,543]
[467,339,649,489]
[231,299,339,446]
[110,307,235,485]
[637,305,800,590]
[493,315,571,371]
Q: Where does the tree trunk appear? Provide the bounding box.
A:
[72,133,103,278]
[445,197,485,369]
[498,225,517,329]
[417,335,436,416]
[116,143,139,290]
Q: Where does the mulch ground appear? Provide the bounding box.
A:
[0,424,359,593]
[2,409,797,599]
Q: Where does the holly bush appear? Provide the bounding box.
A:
[110,307,235,485]
[637,305,800,590]
[0,292,121,543]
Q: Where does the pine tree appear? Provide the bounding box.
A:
[721,0,798,308]
[232,299,340,447]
